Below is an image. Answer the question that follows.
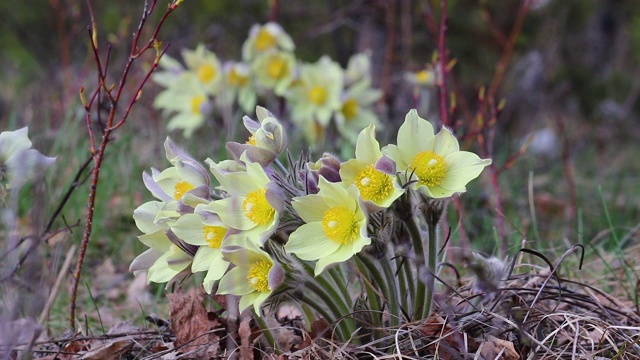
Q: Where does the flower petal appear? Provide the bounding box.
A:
[205,197,255,230]
[433,127,460,157]
[285,222,340,261]
[397,110,434,158]
[440,152,492,191]
[218,267,254,296]
[355,124,382,164]
[291,194,329,223]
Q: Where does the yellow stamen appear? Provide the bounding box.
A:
[410,151,447,187]
[267,57,287,80]
[242,188,275,225]
[229,68,249,87]
[246,135,257,146]
[190,95,206,114]
[174,180,195,200]
[255,29,276,52]
[247,260,272,292]
[415,70,433,84]
[203,225,227,249]
[341,98,359,120]
[196,63,216,84]
[308,86,327,105]
[355,164,392,203]
[321,205,359,245]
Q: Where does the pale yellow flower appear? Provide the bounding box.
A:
[216,61,256,113]
[340,124,404,209]
[285,177,370,275]
[242,22,295,61]
[335,78,382,141]
[382,110,491,198]
[181,44,223,95]
[154,73,212,138]
[217,241,284,314]
[251,50,296,96]
[204,157,284,244]
[171,209,234,294]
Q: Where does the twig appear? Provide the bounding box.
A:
[437,0,450,128]
[39,245,77,324]
[69,0,182,329]
[43,154,93,235]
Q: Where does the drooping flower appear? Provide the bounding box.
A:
[216,61,256,113]
[285,177,370,275]
[142,138,210,208]
[340,124,404,209]
[226,106,286,166]
[0,127,56,190]
[242,22,295,61]
[344,52,373,86]
[217,240,283,314]
[171,208,234,294]
[204,157,284,244]
[382,109,492,198]
[154,73,212,138]
[251,50,296,96]
[130,230,192,284]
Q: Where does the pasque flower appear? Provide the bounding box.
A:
[242,22,295,61]
[217,241,284,314]
[382,109,491,198]
[0,127,56,190]
[340,124,404,209]
[204,156,284,244]
[171,209,234,294]
[226,106,286,167]
[285,177,370,275]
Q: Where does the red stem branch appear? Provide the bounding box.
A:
[69,0,179,329]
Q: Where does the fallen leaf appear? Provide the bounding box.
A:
[168,287,221,357]
[479,335,519,360]
[239,316,254,360]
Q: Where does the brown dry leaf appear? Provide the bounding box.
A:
[78,322,147,360]
[479,335,519,360]
[79,339,133,360]
[168,287,220,356]
[239,316,254,360]
[418,316,467,359]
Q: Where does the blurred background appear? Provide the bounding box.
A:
[0,0,639,333]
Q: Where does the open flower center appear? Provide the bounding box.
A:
[203,225,227,249]
[242,188,275,225]
[229,68,249,87]
[190,95,206,114]
[197,64,217,84]
[410,151,447,187]
[355,164,393,203]
[415,70,433,84]
[267,57,287,80]
[341,98,359,120]
[308,86,328,106]
[174,180,195,200]
[246,135,257,145]
[247,260,272,292]
[255,29,276,52]
[322,205,359,245]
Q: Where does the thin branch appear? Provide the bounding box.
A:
[69,0,182,329]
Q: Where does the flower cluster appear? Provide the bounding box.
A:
[131,106,491,317]
[152,23,382,147]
